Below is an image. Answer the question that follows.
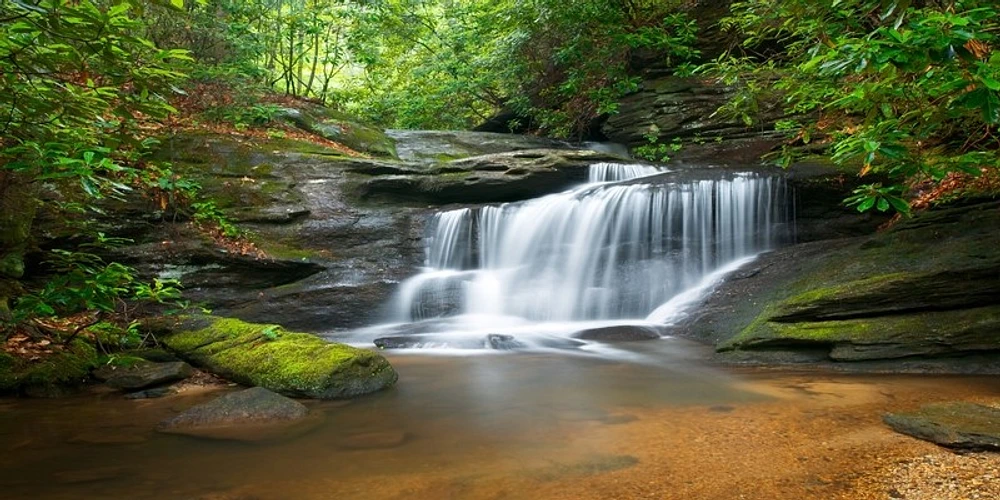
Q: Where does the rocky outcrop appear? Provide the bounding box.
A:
[386,129,576,163]
[356,149,633,204]
[681,200,1000,370]
[885,402,1000,450]
[160,316,398,399]
[601,76,789,164]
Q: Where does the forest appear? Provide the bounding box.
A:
[1,1,1000,498]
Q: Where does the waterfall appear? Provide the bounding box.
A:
[391,164,792,327]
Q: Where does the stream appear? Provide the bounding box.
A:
[1,348,998,499]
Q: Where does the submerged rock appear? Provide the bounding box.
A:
[160,316,398,399]
[157,387,312,441]
[124,387,176,400]
[337,429,409,450]
[884,402,1000,450]
[93,360,192,391]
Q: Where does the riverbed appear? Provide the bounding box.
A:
[1,339,997,499]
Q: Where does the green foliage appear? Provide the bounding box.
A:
[338,0,699,136]
[9,234,185,325]
[705,0,1000,213]
[192,201,242,238]
[90,321,144,351]
[845,183,911,215]
[634,127,683,162]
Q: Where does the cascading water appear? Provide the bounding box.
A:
[344,162,792,352]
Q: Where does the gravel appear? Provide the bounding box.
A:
[850,452,1000,500]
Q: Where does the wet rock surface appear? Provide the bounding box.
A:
[572,325,663,342]
[681,201,1000,371]
[93,361,193,391]
[884,402,1000,450]
[356,148,633,204]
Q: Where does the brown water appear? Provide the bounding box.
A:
[1,339,997,500]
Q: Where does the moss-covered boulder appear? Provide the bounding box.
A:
[160,316,397,399]
[684,200,1000,369]
[0,340,99,397]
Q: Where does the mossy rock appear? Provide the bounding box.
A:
[702,201,1000,365]
[722,305,1000,361]
[0,340,99,396]
[161,316,397,399]
[275,107,397,158]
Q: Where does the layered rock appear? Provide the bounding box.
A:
[356,148,634,204]
[601,76,789,164]
[682,200,1000,370]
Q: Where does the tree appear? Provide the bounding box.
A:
[0,0,188,330]
[706,0,1000,213]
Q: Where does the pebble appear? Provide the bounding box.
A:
[849,451,1000,499]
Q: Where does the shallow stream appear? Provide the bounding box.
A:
[2,342,996,499]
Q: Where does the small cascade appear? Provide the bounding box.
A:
[349,162,792,352]
[588,162,667,182]
[392,164,791,325]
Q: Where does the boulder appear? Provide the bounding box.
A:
[160,316,398,399]
[884,402,1000,450]
[157,387,312,440]
[572,325,663,341]
[93,360,193,390]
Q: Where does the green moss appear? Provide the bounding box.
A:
[254,240,322,261]
[782,273,911,308]
[722,305,1000,352]
[162,316,397,399]
[0,340,99,395]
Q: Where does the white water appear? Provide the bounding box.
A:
[340,163,791,353]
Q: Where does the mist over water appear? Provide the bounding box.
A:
[338,163,792,353]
